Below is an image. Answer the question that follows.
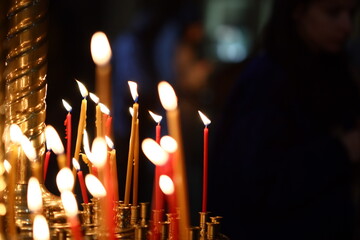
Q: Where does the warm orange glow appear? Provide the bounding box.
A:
[62,99,72,112]
[60,190,78,218]
[9,124,23,144]
[20,135,37,161]
[90,31,112,66]
[198,110,211,126]
[160,136,178,153]
[141,138,169,166]
[128,81,138,102]
[27,177,42,212]
[45,125,64,155]
[89,92,100,104]
[159,175,175,195]
[72,158,81,171]
[158,81,178,111]
[76,79,89,98]
[85,174,107,198]
[149,110,162,124]
[56,167,75,192]
[99,103,110,115]
[33,214,50,240]
[88,137,107,168]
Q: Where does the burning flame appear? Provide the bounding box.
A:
[141,138,169,166]
[88,137,107,168]
[160,136,178,153]
[76,79,88,98]
[198,110,211,126]
[45,125,64,155]
[149,111,162,124]
[20,135,37,162]
[105,136,114,149]
[72,158,81,171]
[99,103,110,115]
[33,214,50,240]
[62,99,72,112]
[56,167,75,192]
[3,160,11,173]
[83,129,91,157]
[61,190,78,218]
[159,175,175,195]
[27,177,43,213]
[158,81,177,111]
[128,81,138,102]
[89,92,100,104]
[129,107,134,117]
[85,174,107,198]
[90,31,112,66]
[9,124,23,144]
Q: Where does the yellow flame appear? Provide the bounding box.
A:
[129,107,134,117]
[76,79,88,98]
[148,110,162,123]
[159,175,175,195]
[141,138,169,166]
[90,31,112,66]
[128,81,138,102]
[61,190,78,218]
[27,177,43,212]
[158,81,177,111]
[9,124,23,144]
[99,103,110,115]
[83,129,92,157]
[72,158,80,171]
[33,214,50,240]
[160,136,178,153]
[45,125,64,155]
[3,160,11,173]
[89,92,100,104]
[85,174,107,198]
[88,137,107,168]
[56,168,75,193]
[198,110,211,126]
[62,99,72,112]
[20,135,37,161]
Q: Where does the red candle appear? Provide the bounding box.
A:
[156,124,161,144]
[62,99,72,168]
[77,170,89,204]
[198,110,211,213]
[43,150,51,181]
[106,115,112,137]
[69,217,83,240]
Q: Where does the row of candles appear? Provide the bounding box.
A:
[5,78,211,240]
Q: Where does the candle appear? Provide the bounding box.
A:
[45,125,66,170]
[43,149,51,181]
[158,81,190,240]
[99,103,111,138]
[133,118,139,206]
[90,93,103,137]
[61,191,83,240]
[62,99,72,168]
[91,31,112,112]
[159,174,176,213]
[124,81,139,205]
[149,110,162,144]
[74,80,88,167]
[106,136,119,201]
[198,110,211,213]
[72,158,89,204]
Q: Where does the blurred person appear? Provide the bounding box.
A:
[209,0,360,239]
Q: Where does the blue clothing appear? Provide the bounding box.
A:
[209,52,359,239]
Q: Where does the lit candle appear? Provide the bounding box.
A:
[158,81,190,240]
[149,110,162,144]
[45,125,66,170]
[83,129,98,176]
[27,177,43,214]
[91,31,112,112]
[159,174,176,214]
[74,80,88,167]
[100,103,112,138]
[43,148,51,182]
[61,190,83,240]
[72,158,89,204]
[133,118,139,206]
[198,110,211,213]
[106,136,119,201]
[90,93,103,137]
[56,167,75,193]
[124,81,139,205]
[33,214,50,240]
[62,99,72,168]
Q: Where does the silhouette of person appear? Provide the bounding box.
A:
[209,0,360,239]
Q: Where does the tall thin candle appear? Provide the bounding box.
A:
[133,118,139,206]
[74,80,88,165]
[62,99,72,168]
[90,93,103,137]
[72,158,89,204]
[198,110,211,213]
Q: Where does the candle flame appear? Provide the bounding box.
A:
[3,160,11,173]
[62,99,72,112]
[141,138,169,166]
[129,107,134,117]
[128,81,138,102]
[45,125,64,155]
[85,174,107,198]
[198,110,211,126]
[105,136,114,149]
[72,158,80,171]
[160,136,178,153]
[76,79,88,98]
[60,190,78,218]
[20,135,37,162]
[159,175,175,195]
[89,92,100,104]
[88,137,107,168]
[9,124,23,144]
[27,177,43,213]
[148,110,162,124]
[158,81,177,111]
[99,103,110,115]
[56,167,75,193]
[83,129,92,157]
[90,31,112,66]
[33,214,50,240]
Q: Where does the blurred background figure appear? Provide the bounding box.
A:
[209,0,360,239]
